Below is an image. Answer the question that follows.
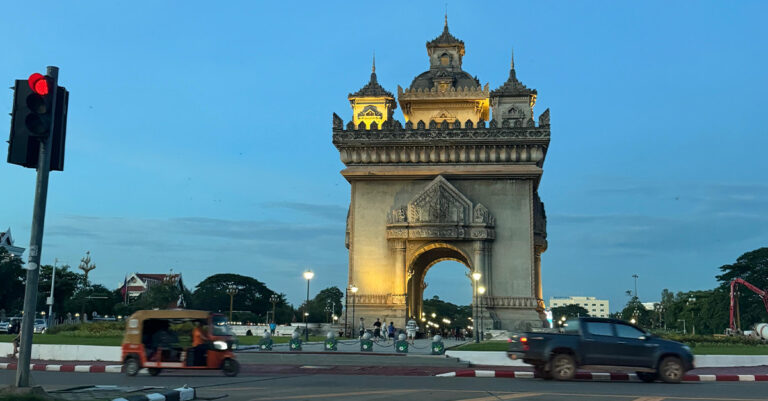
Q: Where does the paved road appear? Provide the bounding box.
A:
[4,370,768,401]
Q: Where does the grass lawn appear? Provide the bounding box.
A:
[448,341,508,351]
[692,344,768,355]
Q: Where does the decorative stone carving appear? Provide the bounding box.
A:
[405,121,414,129]
[333,113,343,130]
[417,120,426,130]
[358,121,366,130]
[473,203,495,225]
[386,176,495,241]
[538,108,550,127]
[429,120,438,129]
[346,121,355,130]
[489,119,498,128]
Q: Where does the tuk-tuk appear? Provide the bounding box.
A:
[121,309,239,376]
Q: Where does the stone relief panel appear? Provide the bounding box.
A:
[386,176,495,241]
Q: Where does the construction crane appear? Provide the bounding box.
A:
[729,278,768,334]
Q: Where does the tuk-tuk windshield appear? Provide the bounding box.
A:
[212,315,235,336]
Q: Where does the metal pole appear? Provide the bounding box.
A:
[474,284,479,343]
[48,259,57,327]
[633,274,639,298]
[351,293,356,338]
[344,287,349,337]
[304,279,310,341]
[16,66,58,388]
[229,293,234,322]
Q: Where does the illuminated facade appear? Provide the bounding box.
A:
[333,20,551,331]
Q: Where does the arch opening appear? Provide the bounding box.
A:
[406,244,473,323]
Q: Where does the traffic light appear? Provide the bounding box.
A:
[8,73,68,170]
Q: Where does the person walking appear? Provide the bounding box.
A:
[387,321,395,341]
[12,333,20,359]
[373,318,382,342]
[406,317,417,345]
[358,317,365,338]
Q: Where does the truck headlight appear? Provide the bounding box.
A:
[213,340,228,350]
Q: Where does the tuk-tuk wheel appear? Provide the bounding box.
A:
[124,356,140,377]
[148,368,162,376]
[222,358,239,377]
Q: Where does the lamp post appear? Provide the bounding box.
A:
[47,258,57,327]
[226,284,239,322]
[303,269,314,341]
[632,274,639,298]
[472,271,481,343]
[269,294,279,324]
[478,286,486,341]
[350,285,358,337]
[678,319,686,334]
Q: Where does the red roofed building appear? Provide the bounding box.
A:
[119,272,184,300]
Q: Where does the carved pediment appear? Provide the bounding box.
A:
[358,105,382,118]
[386,176,495,241]
[407,176,471,225]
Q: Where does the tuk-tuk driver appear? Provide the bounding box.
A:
[191,321,209,365]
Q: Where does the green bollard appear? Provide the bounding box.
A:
[324,331,338,351]
[289,331,302,351]
[431,335,445,355]
[360,332,373,352]
[259,332,273,351]
[395,333,409,353]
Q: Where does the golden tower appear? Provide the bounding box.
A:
[348,57,396,129]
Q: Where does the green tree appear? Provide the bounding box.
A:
[620,296,652,327]
[305,286,343,323]
[423,296,472,329]
[715,247,768,330]
[0,248,25,315]
[64,284,121,318]
[551,304,590,322]
[190,273,284,321]
[37,264,84,319]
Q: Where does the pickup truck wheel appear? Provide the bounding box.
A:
[534,364,552,380]
[659,356,683,383]
[636,371,657,383]
[551,354,576,381]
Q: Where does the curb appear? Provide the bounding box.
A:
[112,386,195,401]
[0,362,122,373]
[435,370,768,382]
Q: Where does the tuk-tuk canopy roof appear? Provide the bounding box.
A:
[128,309,212,321]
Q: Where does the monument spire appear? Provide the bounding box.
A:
[510,48,515,70]
[372,51,376,74]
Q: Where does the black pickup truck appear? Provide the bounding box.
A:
[508,317,694,383]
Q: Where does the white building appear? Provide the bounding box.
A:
[549,296,610,318]
[0,228,25,258]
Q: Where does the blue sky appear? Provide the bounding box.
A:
[1,1,766,312]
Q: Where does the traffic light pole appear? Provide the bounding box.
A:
[15,66,58,388]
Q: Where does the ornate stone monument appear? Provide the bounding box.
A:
[333,20,550,331]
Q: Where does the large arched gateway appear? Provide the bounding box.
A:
[333,21,550,331]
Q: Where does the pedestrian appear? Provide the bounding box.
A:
[358,317,365,338]
[406,317,417,345]
[269,321,277,335]
[373,318,382,341]
[12,333,20,359]
[388,321,395,341]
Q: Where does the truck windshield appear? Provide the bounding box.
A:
[561,319,580,334]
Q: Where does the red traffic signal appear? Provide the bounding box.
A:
[28,73,49,96]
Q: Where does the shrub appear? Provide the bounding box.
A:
[47,321,125,336]
[656,332,766,346]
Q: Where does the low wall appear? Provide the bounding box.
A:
[445,351,768,368]
[0,343,120,361]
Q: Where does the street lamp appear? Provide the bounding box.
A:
[478,286,486,340]
[350,284,358,338]
[303,269,314,341]
[226,284,239,322]
[632,274,639,298]
[269,294,279,324]
[472,271,482,343]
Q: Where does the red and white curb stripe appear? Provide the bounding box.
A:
[435,370,768,382]
[0,362,122,373]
